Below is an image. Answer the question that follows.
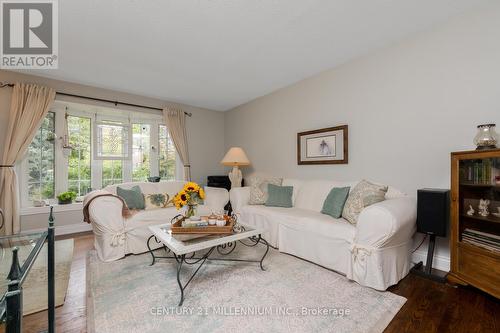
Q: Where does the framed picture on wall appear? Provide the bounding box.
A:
[297,125,348,164]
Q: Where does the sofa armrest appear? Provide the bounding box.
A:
[203,186,229,212]
[229,187,251,213]
[87,195,126,232]
[355,196,417,249]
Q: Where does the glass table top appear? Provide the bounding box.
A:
[0,232,46,300]
[149,223,265,255]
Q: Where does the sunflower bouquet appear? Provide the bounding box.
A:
[173,182,205,218]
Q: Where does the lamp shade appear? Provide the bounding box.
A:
[221,147,250,166]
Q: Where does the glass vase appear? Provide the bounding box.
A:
[474,124,498,150]
[185,203,197,218]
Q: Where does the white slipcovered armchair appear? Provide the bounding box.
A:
[84,181,229,262]
[230,179,416,290]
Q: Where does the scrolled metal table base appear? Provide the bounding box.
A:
[146,234,270,306]
[146,235,173,266]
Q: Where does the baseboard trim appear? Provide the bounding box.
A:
[22,223,92,236]
[411,250,450,272]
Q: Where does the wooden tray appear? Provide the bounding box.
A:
[171,215,235,235]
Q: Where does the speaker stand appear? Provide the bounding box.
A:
[410,234,446,283]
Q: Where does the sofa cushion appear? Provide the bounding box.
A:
[125,207,180,229]
[240,205,356,243]
[265,184,293,208]
[342,180,388,224]
[248,176,282,205]
[277,209,356,242]
[321,187,350,218]
[117,185,145,210]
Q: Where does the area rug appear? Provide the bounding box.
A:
[0,238,74,315]
[87,246,406,333]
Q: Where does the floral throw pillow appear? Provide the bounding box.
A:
[144,193,172,210]
[342,180,388,224]
[248,177,282,205]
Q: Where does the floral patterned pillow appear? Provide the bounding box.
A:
[144,193,172,210]
[248,177,283,205]
[342,180,388,224]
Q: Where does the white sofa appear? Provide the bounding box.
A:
[85,181,229,262]
[230,179,416,290]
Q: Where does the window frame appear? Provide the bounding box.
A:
[67,113,92,196]
[93,120,132,161]
[131,123,152,182]
[19,101,182,208]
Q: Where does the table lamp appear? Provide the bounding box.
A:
[220,147,250,187]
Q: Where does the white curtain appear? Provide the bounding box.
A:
[162,106,191,181]
[0,83,56,235]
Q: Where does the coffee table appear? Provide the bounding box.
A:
[147,223,269,306]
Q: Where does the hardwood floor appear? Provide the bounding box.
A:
[23,233,93,333]
[386,271,500,333]
[21,233,500,333]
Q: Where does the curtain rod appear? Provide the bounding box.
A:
[0,82,192,117]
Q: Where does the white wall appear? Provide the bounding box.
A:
[0,70,226,232]
[224,4,500,268]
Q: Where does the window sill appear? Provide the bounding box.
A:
[20,202,83,216]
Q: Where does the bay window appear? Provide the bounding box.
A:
[19,101,179,208]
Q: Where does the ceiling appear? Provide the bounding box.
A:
[27,0,491,111]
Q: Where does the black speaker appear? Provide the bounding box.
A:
[207,175,231,191]
[207,175,245,214]
[411,188,450,282]
[416,188,450,237]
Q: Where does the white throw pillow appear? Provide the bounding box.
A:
[342,180,388,224]
[248,177,282,205]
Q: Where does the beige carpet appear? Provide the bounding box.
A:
[19,239,74,315]
[88,246,406,333]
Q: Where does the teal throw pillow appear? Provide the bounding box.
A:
[117,185,145,210]
[321,187,350,219]
[265,184,293,208]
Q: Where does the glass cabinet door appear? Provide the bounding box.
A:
[458,157,500,249]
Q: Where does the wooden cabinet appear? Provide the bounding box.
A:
[449,149,500,298]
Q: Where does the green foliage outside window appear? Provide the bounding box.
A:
[27,112,55,202]
[102,160,123,187]
[68,116,92,196]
